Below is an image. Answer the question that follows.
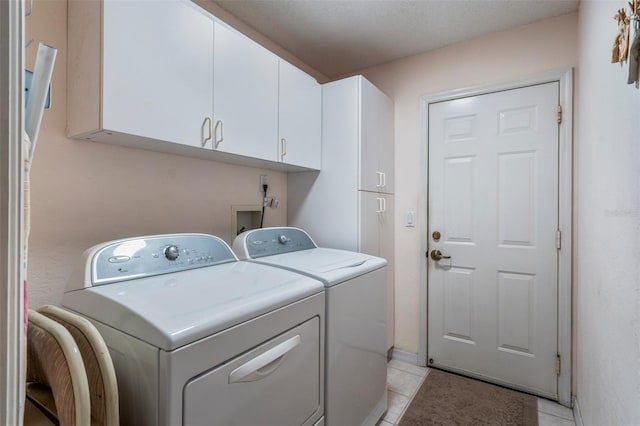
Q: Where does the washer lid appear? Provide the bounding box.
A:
[232,227,387,286]
[62,261,324,351]
[249,248,387,286]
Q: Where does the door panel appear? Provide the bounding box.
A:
[441,266,476,344]
[497,272,535,355]
[498,152,537,246]
[443,157,475,243]
[428,82,559,397]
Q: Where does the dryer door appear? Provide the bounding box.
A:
[183,316,321,426]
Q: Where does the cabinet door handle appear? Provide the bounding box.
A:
[381,172,386,188]
[214,120,224,148]
[280,138,287,161]
[376,171,383,188]
[376,197,383,213]
[202,117,212,147]
[228,335,301,383]
[381,197,386,213]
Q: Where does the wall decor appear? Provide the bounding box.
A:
[613,0,640,87]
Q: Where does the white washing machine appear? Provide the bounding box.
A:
[62,233,326,426]
[232,227,388,426]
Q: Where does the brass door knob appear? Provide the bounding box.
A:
[430,249,451,261]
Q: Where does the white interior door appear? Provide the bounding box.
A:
[427,82,560,397]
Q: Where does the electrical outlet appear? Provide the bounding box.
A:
[260,175,268,192]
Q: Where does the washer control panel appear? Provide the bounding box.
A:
[244,228,316,259]
[92,234,236,285]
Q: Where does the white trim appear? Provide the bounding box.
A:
[417,68,573,405]
[417,84,429,367]
[0,0,24,425]
[391,348,419,365]
[573,395,584,426]
[556,68,573,408]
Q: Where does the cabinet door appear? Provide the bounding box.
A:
[359,191,394,350]
[378,194,395,350]
[359,77,394,193]
[358,191,380,257]
[102,0,214,148]
[213,22,279,160]
[378,91,395,194]
[278,60,321,170]
[359,78,381,192]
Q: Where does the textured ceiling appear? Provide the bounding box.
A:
[211,0,579,78]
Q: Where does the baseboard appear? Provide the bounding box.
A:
[391,348,420,365]
[573,395,584,426]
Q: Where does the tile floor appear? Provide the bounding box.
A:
[379,360,576,426]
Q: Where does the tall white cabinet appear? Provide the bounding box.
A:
[288,76,395,350]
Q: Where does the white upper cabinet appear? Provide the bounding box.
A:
[359,78,394,193]
[212,22,279,161]
[67,0,321,172]
[102,0,214,148]
[68,0,214,148]
[278,60,321,170]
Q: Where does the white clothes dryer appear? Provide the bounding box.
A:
[232,227,387,426]
[62,233,326,426]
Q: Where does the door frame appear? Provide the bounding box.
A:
[417,68,573,406]
[0,0,25,424]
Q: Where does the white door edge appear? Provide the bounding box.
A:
[0,0,25,424]
[417,68,573,407]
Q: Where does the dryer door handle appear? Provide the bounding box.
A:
[341,260,366,269]
[228,335,301,384]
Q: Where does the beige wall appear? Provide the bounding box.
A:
[25,0,302,307]
[575,1,640,423]
[358,12,579,354]
[27,0,582,362]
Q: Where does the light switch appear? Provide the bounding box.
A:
[406,210,415,227]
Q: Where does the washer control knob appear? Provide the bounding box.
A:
[278,235,288,244]
[164,245,180,261]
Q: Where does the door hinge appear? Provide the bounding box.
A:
[556,230,562,250]
[556,354,561,376]
[557,105,563,124]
